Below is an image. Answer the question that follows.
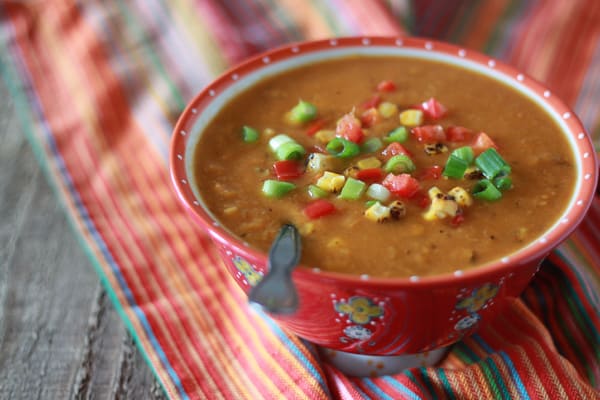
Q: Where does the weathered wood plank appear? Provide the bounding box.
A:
[0,81,166,399]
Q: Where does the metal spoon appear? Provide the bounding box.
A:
[248,224,301,314]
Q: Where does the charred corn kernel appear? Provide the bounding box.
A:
[343,165,360,179]
[389,200,406,219]
[263,127,276,137]
[399,109,424,127]
[364,202,391,222]
[357,157,382,169]
[424,142,448,155]
[316,171,346,193]
[314,129,336,143]
[299,222,315,235]
[464,166,484,180]
[306,153,337,173]
[378,102,398,118]
[424,186,459,220]
[448,187,473,207]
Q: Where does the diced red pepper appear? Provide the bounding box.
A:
[305,118,327,136]
[420,97,447,119]
[451,214,465,227]
[303,199,336,219]
[382,173,420,198]
[273,160,304,181]
[360,108,380,128]
[381,142,413,161]
[376,80,396,92]
[411,125,446,144]
[411,190,431,209]
[418,165,442,180]
[471,132,498,153]
[361,94,382,110]
[356,168,384,183]
[446,126,472,142]
[336,112,365,143]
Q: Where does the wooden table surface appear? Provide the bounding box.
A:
[0,81,167,398]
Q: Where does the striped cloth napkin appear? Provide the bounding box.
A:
[1,1,599,398]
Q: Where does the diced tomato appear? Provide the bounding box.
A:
[336,112,365,143]
[273,160,304,181]
[376,80,396,92]
[451,214,465,227]
[303,199,336,219]
[361,94,382,109]
[420,97,447,119]
[446,126,472,142]
[356,168,384,183]
[382,173,420,198]
[418,165,442,180]
[381,142,413,161]
[411,125,446,144]
[360,108,380,128]
[411,190,431,208]
[305,118,327,136]
[471,132,498,153]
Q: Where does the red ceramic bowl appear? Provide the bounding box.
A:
[170,37,598,361]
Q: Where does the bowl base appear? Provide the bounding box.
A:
[319,346,449,377]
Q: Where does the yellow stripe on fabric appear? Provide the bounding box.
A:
[40,8,226,397]
[170,0,228,77]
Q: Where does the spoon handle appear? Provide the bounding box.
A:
[248,224,301,314]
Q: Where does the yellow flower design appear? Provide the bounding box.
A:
[456,283,499,313]
[335,296,383,324]
[232,256,263,287]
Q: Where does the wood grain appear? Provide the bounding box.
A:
[0,81,167,399]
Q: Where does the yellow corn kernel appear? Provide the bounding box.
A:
[448,187,473,207]
[314,129,337,143]
[299,222,315,236]
[424,186,459,220]
[378,101,398,118]
[364,202,391,223]
[306,153,337,173]
[316,171,346,193]
[356,157,382,169]
[399,109,424,127]
[428,186,443,199]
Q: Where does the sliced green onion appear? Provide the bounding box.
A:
[275,141,305,160]
[262,180,296,198]
[308,184,328,199]
[472,179,502,201]
[242,126,259,143]
[383,126,408,143]
[338,177,366,200]
[327,137,361,158]
[384,154,416,174]
[269,134,294,152]
[366,183,391,202]
[493,176,513,191]
[289,100,317,124]
[361,137,383,153]
[451,146,474,164]
[443,155,469,179]
[475,148,510,179]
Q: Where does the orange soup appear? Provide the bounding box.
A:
[193,56,575,277]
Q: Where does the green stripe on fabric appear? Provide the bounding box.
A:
[437,369,457,400]
[479,359,508,400]
[116,0,186,110]
[482,0,523,54]
[447,0,484,45]
[0,41,174,400]
[417,367,439,399]
[307,0,343,36]
[261,0,303,41]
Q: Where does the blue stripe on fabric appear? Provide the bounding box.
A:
[0,21,189,400]
[381,376,423,400]
[498,351,530,400]
[362,378,395,400]
[472,334,495,354]
[262,314,331,396]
